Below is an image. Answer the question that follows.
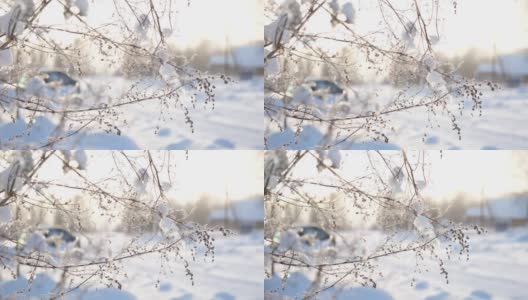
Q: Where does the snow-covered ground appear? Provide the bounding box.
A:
[0,231,264,300]
[121,232,264,300]
[266,85,528,150]
[0,76,263,150]
[126,77,263,150]
[265,227,528,300]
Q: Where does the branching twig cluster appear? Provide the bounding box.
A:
[264,150,482,298]
[0,150,226,297]
[264,0,498,149]
[0,0,229,149]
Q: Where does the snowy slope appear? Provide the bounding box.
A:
[118,232,263,300]
[209,196,265,223]
[0,232,263,300]
[0,76,263,150]
[466,196,528,219]
[265,228,528,300]
[125,77,263,150]
[266,85,528,150]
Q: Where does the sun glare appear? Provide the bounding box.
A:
[171,0,262,48]
[288,151,526,204]
[424,151,525,201]
[36,0,262,48]
[290,0,526,57]
[37,151,262,205]
[439,0,527,56]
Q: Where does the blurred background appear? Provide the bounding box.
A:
[279,0,528,85]
[0,150,264,300]
[1,0,264,81]
[0,0,264,150]
[266,0,528,150]
[273,151,528,230]
[11,151,264,234]
[265,150,528,300]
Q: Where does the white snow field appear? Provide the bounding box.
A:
[266,85,528,150]
[0,76,263,150]
[0,231,264,300]
[265,227,528,300]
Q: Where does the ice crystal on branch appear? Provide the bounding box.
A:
[265,150,482,298]
[0,151,222,298]
[264,0,494,149]
[0,0,229,149]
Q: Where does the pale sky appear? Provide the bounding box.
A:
[283,0,527,57]
[435,0,527,56]
[422,151,526,201]
[169,0,263,48]
[35,151,263,205]
[34,0,262,48]
[287,151,528,204]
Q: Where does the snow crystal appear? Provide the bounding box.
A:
[413,215,435,239]
[0,273,56,298]
[134,168,149,194]
[159,217,180,238]
[156,202,169,217]
[279,0,302,28]
[292,86,313,106]
[328,148,341,168]
[278,230,301,251]
[24,76,48,97]
[328,0,339,15]
[410,200,425,215]
[264,14,291,46]
[422,54,437,70]
[74,0,89,16]
[135,14,150,37]
[0,245,15,263]
[265,57,280,76]
[429,35,440,45]
[0,162,23,193]
[19,0,35,17]
[0,0,34,37]
[24,232,47,252]
[0,49,12,66]
[404,22,417,37]
[162,28,172,36]
[0,205,11,224]
[138,168,149,180]
[67,4,80,15]
[265,151,288,190]
[266,175,280,191]
[426,70,447,93]
[0,14,25,37]
[60,150,72,163]
[342,2,355,24]
[73,150,87,170]
[161,181,172,190]
[330,101,352,117]
[264,49,280,76]
[157,48,170,63]
[65,247,84,262]
[402,22,417,47]
[159,63,181,86]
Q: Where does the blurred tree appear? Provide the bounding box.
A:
[454,48,481,78]
[0,151,220,297]
[191,193,212,224]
